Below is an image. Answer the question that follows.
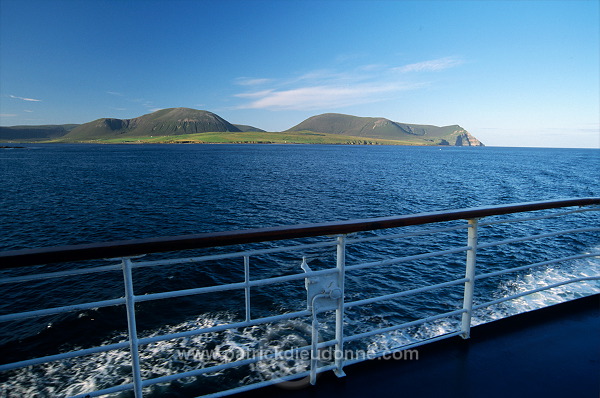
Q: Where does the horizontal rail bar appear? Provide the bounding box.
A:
[472,276,600,310]
[135,281,247,303]
[141,337,336,389]
[70,385,135,398]
[0,240,337,285]
[0,298,126,323]
[138,310,311,346]
[346,223,469,244]
[344,278,469,309]
[475,252,600,281]
[478,206,599,226]
[140,348,276,388]
[199,366,336,398]
[346,245,471,272]
[200,370,314,398]
[130,239,337,269]
[2,197,598,268]
[69,383,134,398]
[1,310,314,373]
[0,341,130,371]
[134,268,338,303]
[343,330,464,367]
[345,308,466,343]
[0,263,122,285]
[477,227,600,249]
[144,341,343,398]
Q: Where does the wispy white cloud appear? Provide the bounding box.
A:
[235,89,275,99]
[24,110,34,113]
[393,57,463,73]
[107,91,124,96]
[9,95,41,102]
[0,113,17,117]
[233,57,461,111]
[236,83,421,110]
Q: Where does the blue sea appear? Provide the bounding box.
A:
[0,144,599,397]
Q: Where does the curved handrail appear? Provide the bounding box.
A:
[1,197,598,269]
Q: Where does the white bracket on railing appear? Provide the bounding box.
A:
[301,257,344,385]
[301,257,342,312]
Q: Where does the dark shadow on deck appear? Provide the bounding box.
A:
[239,294,599,398]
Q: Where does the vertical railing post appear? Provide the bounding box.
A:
[122,257,144,398]
[461,218,479,339]
[310,305,320,385]
[244,255,251,322]
[334,235,346,377]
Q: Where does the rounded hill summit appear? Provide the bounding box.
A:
[64,108,242,140]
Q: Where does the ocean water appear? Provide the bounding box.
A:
[0,144,598,397]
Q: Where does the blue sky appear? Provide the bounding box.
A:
[0,0,598,148]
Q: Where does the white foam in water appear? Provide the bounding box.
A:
[365,250,600,354]
[0,314,318,397]
[1,252,598,397]
[0,345,132,398]
[472,250,600,325]
[0,315,239,397]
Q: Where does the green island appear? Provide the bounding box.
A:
[0,108,484,146]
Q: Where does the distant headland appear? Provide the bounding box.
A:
[0,108,484,146]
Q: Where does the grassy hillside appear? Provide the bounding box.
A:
[0,124,79,141]
[233,124,266,132]
[62,108,242,141]
[287,113,483,146]
[66,130,423,145]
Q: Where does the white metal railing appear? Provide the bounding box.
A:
[0,198,598,398]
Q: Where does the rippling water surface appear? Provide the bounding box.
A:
[0,144,598,397]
